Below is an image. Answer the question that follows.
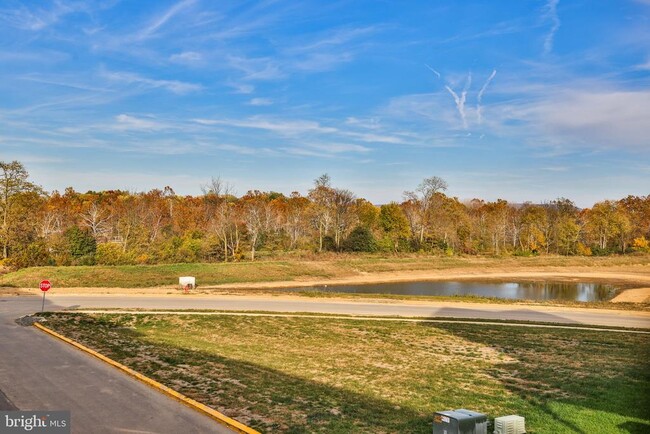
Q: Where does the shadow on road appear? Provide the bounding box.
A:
[431,306,581,325]
[0,388,17,410]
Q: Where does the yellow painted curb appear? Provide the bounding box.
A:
[33,322,260,434]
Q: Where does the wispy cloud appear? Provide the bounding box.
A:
[0,1,81,31]
[344,117,381,130]
[527,89,650,150]
[18,75,112,93]
[292,52,354,72]
[542,0,561,55]
[425,64,441,78]
[635,59,650,71]
[445,73,472,129]
[344,132,406,144]
[227,82,255,94]
[169,51,202,64]
[194,117,337,135]
[290,27,377,53]
[281,142,370,158]
[476,70,497,124]
[136,0,195,40]
[227,56,285,81]
[213,143,259,155]
[114,114,165,131]
[248,98,273,106]
[102,70,202,94]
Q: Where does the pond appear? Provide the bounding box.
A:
[285,281,619,302]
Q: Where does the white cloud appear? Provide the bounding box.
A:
[227,56,285,81]
[477,70,497,124]
[0,2,80,31]
[136,0,195,40]
[542,0,561,55]
[444,73,472,129]
[344,117,381,130]
[103,70,202,94]
[280,142,370,158]
[169,51,202,64]
[213,144,258,155]
[306,143,370,153]
[292,52,354,72]
[527,90,650,150]
[193,117,337,135]
[291,27,377,53]
[226,82,255,94]
[248,98,273,106]
[344,132,406,144]
[635,59,650,71]
[114,114,164,130]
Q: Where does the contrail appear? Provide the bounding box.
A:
[425,64,441,78]
[477,69,497,124]
[543,0,560,55]
[445,72,471,129]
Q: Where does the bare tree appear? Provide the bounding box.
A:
[242,192,273,261]
[333,188,356,250]
[283,193,309,249]
[80,202,110,240]
[308,174,334,252]
[403,176,448,244]
[203,177,239,261]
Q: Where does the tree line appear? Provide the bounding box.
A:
[1,160,649,268]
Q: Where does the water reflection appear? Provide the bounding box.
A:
[288,281,618,302]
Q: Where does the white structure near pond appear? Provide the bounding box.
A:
[179,276,196,289]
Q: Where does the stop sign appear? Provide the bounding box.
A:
[39,280,51,292]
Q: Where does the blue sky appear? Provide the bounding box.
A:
[1,0,649,206]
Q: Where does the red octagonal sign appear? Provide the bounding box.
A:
[39,280,51,292]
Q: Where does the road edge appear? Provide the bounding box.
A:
[33,322,259,434]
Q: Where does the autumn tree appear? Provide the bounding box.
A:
[282,192,310,249]
[355,199,380,231]
[586,201,629,253]
[242,191,273,260]
[403,176,448,246]
[0,161,39,259]
[308,174,334,252]
[332,188,356,251]
[484,199,510,255]
[518,204,547,253]
[203,177,239,261]
[379,203,410,252]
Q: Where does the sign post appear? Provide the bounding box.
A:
[39,280,51,313]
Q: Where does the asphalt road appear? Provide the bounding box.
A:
[19,294,650,328]
[0,297,234,434]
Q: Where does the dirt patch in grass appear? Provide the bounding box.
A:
[42,313,650,433]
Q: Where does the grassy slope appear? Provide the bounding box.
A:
[43,313,650,434]
[2,255,650,288]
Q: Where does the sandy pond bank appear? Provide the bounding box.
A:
[4,268,649,303]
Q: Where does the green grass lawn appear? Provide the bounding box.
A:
[42,313,650,433]
[2,254,649,288]
[0,261,336,288]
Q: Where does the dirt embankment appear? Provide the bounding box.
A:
[4,268,650,303]
[611,288,650,303]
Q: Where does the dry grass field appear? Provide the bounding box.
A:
[42,312,650,433]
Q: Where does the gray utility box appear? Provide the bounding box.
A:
[433,409,488,434]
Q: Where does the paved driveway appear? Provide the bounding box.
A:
[0,297,234,434]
